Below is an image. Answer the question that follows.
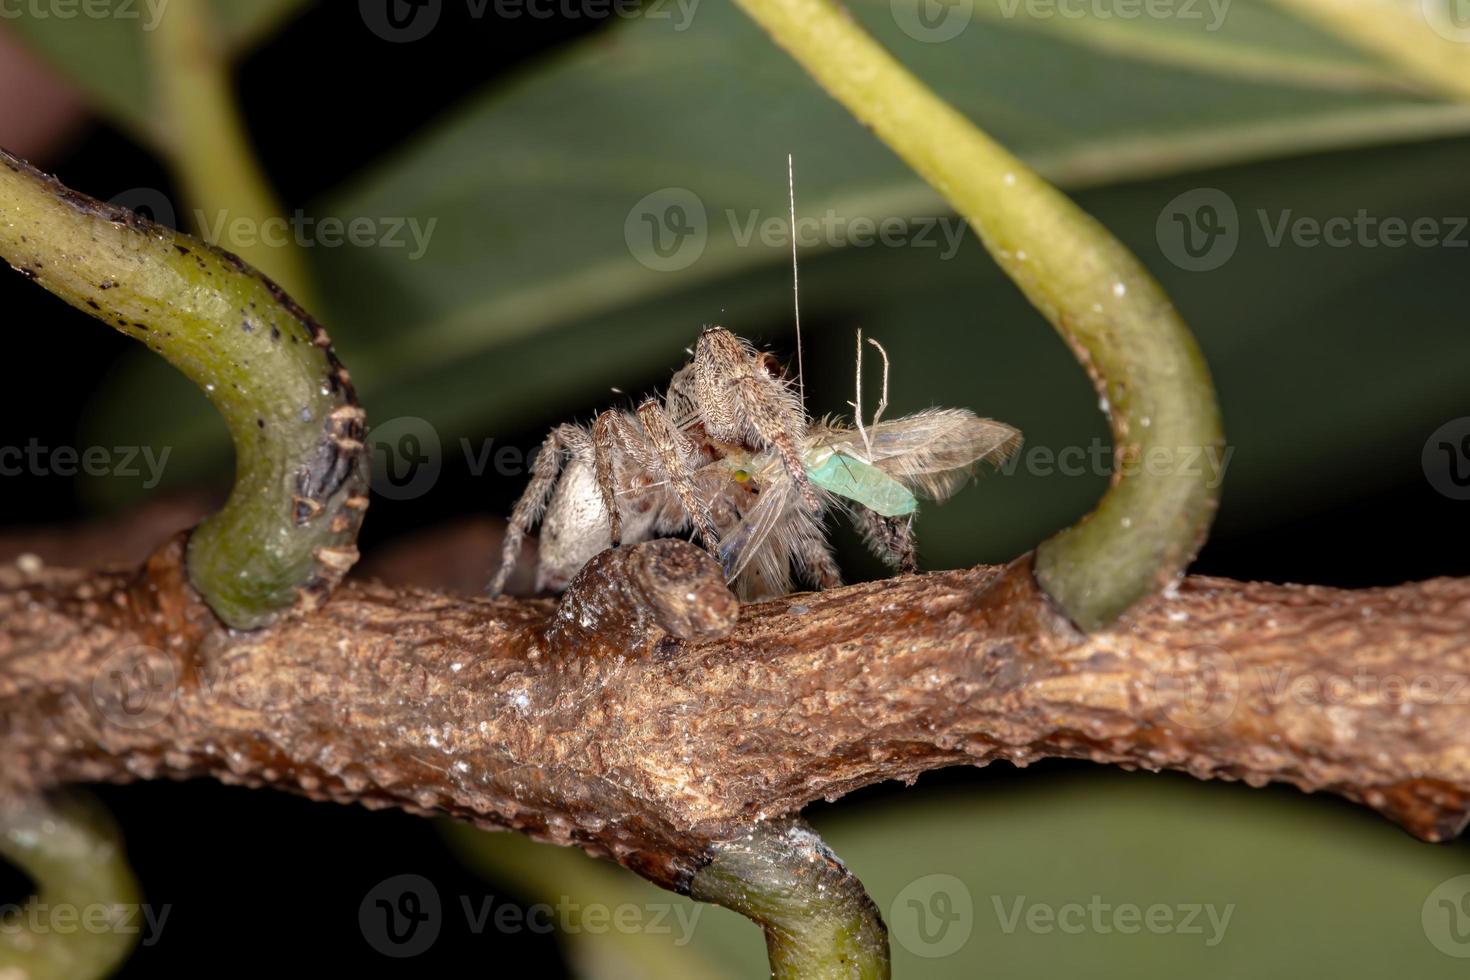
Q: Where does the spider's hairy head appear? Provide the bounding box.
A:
[698,325,790,384]
[696,324,745,359]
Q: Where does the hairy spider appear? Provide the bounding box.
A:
[487,326,1021,600]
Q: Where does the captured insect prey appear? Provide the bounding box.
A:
[487,326,1022,601]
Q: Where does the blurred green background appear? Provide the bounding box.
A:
[0,0,1467,975]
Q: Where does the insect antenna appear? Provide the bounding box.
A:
[847,331,892,461]
[867,335,891,431]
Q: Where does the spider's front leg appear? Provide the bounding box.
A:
[489,423,582,595]
[636,400,720,551]
[591,408,678,547]
[796,524,844,590]
[693,327,820,512]
[590,410,634,546]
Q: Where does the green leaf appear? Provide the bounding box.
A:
[969,0,1419,92]
[2,0,310,142]
[445,770,1470,978]
[83,2,1470,547]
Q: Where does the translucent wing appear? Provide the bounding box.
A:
[812,408,1021,502]
[717,470,796,584]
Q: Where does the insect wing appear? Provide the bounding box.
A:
[717,471,794,583]
[861,409,1020,501]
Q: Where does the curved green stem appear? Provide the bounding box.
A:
[0,149,369,629]
[733,0,1224,630]
[0,794,142,980]
[690,818,890,979]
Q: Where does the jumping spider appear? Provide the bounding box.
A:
[488,326,1021,600]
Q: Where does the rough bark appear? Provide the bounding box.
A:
[1,534,1467,894]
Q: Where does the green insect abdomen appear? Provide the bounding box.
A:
[805,453,917,517]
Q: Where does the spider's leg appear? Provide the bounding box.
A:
[731,372,820,512]
[796,528,844,590]
[489,424,578,595]
[590,410,628,546]
[852,504,919,574]
[637,399,718,551]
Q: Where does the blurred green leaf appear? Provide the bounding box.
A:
[446,770,1470,979]
[309,0,1467,389]
[970,0,1419,92]
[2,0,310,141]
[76,3,1470,566]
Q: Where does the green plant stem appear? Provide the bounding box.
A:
[690,818,890,979]
[734,0,1224,630]
[1269,0,1470,103]
[146,0,317,308]
[0,794,142,980]
[0,148,369,629]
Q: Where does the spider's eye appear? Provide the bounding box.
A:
[733,469,751,483]
[757,353,784,380]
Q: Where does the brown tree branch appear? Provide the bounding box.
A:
[2,537,1468,895]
